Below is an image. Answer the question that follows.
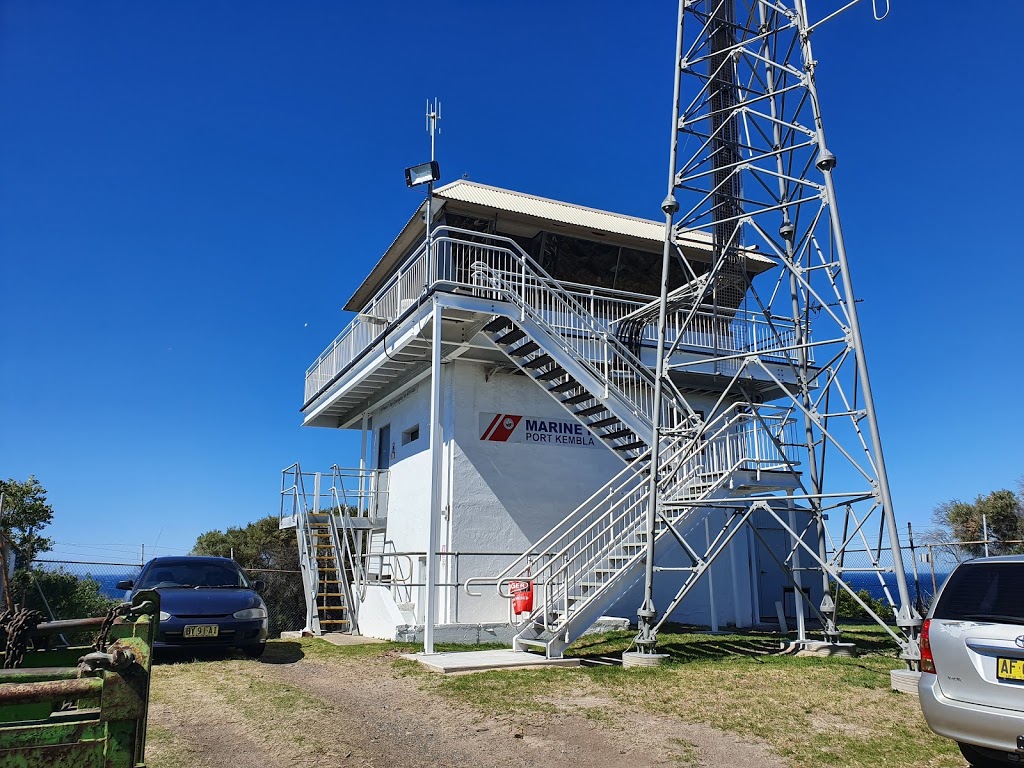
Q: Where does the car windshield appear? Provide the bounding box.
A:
[137,561,250,589]
[934,562,1024,623]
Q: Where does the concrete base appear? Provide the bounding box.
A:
[405,649,581,674]
[393,616,630,644]
[622,651,669,668]
[781,640,858,657]
[279,630,314,640]
[890,669,921,696]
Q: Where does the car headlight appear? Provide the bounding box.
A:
[158,611,171,621]
[233,607,268,620]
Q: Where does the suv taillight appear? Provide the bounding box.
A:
[920,618,935,673]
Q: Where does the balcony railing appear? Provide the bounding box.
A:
[304,229,804,405]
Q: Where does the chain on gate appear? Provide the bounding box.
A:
[0,606,45,668]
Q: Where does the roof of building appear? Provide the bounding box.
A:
[434,180,675,244]
[343,179,773,312]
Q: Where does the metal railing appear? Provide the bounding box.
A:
[465,403,797,634]
[280,464,390,634]
[303,228,801,404]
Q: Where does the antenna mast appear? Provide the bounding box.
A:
[636,0,921,663]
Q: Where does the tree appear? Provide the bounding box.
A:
[0,476,56,611]
[931,489,1024,558]
[0,476,55,566]
[193,516,304,634]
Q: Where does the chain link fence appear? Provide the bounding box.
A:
[23,559,306,637]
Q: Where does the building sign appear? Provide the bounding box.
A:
[479,413,601,449]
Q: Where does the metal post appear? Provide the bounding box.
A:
[359,413,369,516]
[423,298,444,654]
[983,514,990,557]
[788,496,806,642]
[635,0,686,657]
[705,515,718,632]
[908,522,921,614]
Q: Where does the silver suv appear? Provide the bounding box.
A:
[919,555,1024,766]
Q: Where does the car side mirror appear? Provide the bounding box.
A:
[253,580,266,592]
[116,579,134,591]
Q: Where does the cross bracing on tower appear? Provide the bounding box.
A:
[634,0,922,663]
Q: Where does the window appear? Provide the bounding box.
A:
[402,425,420,445]
[934,562,1024,623]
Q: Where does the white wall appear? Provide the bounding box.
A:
[449,362,625,623]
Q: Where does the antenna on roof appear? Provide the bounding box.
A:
[426,98,441,165]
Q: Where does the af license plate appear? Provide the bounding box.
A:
[997,657,1024,681]
[183,624,219,639]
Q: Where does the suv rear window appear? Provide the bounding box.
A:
[934,562,1024,623]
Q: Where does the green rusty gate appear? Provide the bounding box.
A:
[0,590,158,767]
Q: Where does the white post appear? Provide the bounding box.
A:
[359,413,369,516]
[705,515,719,632]
[983,514,990,557]
[424,298,444,654]
[788,493,806,642]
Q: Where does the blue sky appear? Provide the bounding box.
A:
[1,1,1021,563]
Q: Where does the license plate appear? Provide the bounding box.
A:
[183,624,219,639]
[997,658,1024,681]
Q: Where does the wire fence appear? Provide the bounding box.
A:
[12,536,1011,639]
[23,559,306,637]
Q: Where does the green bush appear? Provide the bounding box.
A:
[834,587,894,622]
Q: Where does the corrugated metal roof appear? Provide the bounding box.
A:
[435,180,693,246]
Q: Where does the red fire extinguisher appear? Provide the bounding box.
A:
[509,579,534,615]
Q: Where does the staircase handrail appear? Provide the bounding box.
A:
[448,250,691,431]
[464,402,763,599]
[280,463,323,634]
[525,406,757,593]
[537,451,752,633]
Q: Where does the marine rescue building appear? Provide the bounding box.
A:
[293,180,816,644]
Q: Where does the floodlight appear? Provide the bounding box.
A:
[405,160,440,188]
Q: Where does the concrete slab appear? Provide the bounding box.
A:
[403,649,581,674]
[321,633,387,646]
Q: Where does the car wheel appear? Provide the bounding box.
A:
[958,742,1012,767]
[242,643,266,659]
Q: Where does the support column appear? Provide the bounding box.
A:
[788,494,806,642]
[423,298,443,654]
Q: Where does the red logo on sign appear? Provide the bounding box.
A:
[481,413,522,441]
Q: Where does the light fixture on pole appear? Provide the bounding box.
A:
[404,160,440,188]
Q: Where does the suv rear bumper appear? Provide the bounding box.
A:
[920,671,1024,756]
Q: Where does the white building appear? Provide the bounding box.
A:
[284,181,820,656]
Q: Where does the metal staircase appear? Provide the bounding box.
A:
[468,402,795,658]
[460,239,700,460]
[280,464,387,636]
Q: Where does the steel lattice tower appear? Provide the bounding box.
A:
[636,0,922,663]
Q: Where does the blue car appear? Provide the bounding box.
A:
[117,556,269,658]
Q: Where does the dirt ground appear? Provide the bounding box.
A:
[145,640,789,768]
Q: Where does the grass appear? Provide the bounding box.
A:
[387,624,963,768]
[145,627,964,768]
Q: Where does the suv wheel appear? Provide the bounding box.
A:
[958,742,1012,767]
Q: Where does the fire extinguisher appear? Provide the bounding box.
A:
[509,579,534,615]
